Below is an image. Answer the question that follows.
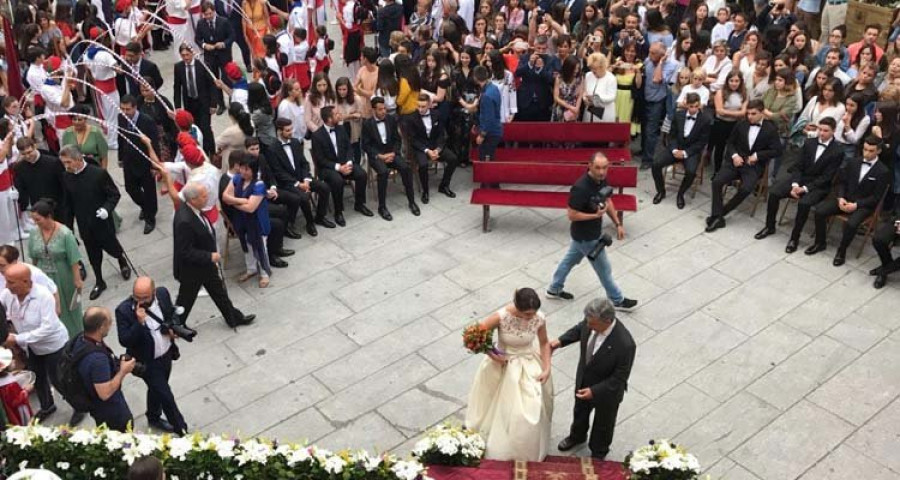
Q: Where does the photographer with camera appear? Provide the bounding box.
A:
[546,153,638,309]
[116,277,189,435]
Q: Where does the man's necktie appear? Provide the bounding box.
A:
[187,64,197,98]
[585,331,599,365]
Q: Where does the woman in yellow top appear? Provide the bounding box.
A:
[394,54,422,116]
[613,42,643,136]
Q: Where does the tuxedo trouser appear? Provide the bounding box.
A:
[320,166,368,214]
[184,98,215,154]
[176,271,243,326]
[267,203,287,254]
[709,120,737,174]
[766,179,829,241]
[569,396,620,458]
[651,150,699,195]
[370,154,415,208]
[711,163,762,218]
[414,149,459,194]
[81,227,125,285]
[143,347,187,433]
[27,347,62,411]
[872,220,900,271]
[123,167,158,221]
[273,182,330,225]
[813,197,873,251]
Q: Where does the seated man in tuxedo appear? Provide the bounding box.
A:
[870,202,900,289]
[310,106,372,226]
[651,92,711,209]
[362,96,419,221]
[262,120,335,235]
[706,100,783,232]
[406,93,459,203]
[807,136,891,266]
[755,117,843,252]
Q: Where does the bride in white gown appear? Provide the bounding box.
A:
[465,288,554,462]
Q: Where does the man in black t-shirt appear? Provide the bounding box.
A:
[547,153,637,309]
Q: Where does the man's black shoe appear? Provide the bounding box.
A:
[652,192,665,204]
[804,243,827,255]
[676,194,685,209]
[615,298,638,309]
[270,257,289,268]
[315,217,335,228]
[705,216,725,232]
[438,186,456,198]
[139,210,146,221]
[546,290,574,300]
[227,314,256,328]
[306,223,319,236]
[409,202,420,216]
[869,266,883,276]
[421,192,429,204]
[143,219,156,235]
[148,418,175,433]
[785,240,799,253]
[284,227,302,239]
[334,213,346,226]
[89,283,107,300]
[274,249,294,257]
[705,216,714,227]
[874,273,887,289]
[69,411,86,426]
[833,250,846,267]
[119,258,132,280]
[378,206,393,221]
[557,436,585,452]
[216,105,225,116]
[34,405,57,422]
[755,227,776,240]
[354,204,374,217]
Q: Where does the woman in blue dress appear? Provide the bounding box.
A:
[222,150,273,289]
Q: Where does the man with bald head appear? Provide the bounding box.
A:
[641,42,678,170]
[115,276,188,434]
[173,183,255,329]
[0,263,71,422]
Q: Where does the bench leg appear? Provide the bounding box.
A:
[617,211,624,226]
[483,205,491,233]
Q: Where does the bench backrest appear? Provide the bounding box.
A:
[472,161,638,188]
[500,122,631,144]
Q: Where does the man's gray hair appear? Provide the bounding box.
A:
[181,182,206,201]
[584,298,615,321]
[59,144,83,161]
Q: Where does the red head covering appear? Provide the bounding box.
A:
[89,26,102,40]
[224,62,243,81]
[174,109,195,130]
[182,144,205,166]
[45,56,63,73]
[269,14,281,29]
[116,0,131,12]
[176,131,197,149]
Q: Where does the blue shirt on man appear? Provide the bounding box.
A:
[643,56,678,103]
[479,82,503,137]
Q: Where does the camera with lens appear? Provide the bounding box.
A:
[120,354,146,377]
[140,303,198,342]
[586,185,615,261]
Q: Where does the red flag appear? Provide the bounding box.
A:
[3,17,24,99]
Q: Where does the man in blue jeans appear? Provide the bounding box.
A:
[641,42,677,170]
[547,153,638,309]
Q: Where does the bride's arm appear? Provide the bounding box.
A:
[536,323,551,383]
[481,312,507,364]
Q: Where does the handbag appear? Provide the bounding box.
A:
[586,77,605,120]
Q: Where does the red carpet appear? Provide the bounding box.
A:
[427,456,628,480]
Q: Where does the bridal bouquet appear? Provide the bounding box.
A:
[625,439,702,480]
[412,424,485,467]
[462,324,501,355]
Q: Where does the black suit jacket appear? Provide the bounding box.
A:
[173,204,219,283]
[310,126,353,172]
[558,319,636,404]
[118,111,160,176]
[405,113,445,154]
[667,110,712,160]
[264,137,313,187]
[117,58,164,97]
[173,60,215,109]
[361,115,402,160]
[62,163,120,233]
[836,158,891,210]
[788,138,842,192]
[726,119,783,171]
[115,287,176,363]
[194,14,233,65]
[515,55,554,112]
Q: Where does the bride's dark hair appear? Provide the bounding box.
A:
[514,288,541,312]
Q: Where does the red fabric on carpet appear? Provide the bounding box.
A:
[426,457,628,480]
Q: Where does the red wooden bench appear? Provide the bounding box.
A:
[470,161,638,232]
[470,122,632,164]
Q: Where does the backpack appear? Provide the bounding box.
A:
[57,335,107,412]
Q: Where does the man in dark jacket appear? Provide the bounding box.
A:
[376,0,403,57]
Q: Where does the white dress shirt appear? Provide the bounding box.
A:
[423,113,433,136]
[376,118,388,143]
[0,284,69,355]
[587,319,617,361]
[748,123,761,149]
[859,159,876,183]
[145,300,173,359]
[683,114,697,137]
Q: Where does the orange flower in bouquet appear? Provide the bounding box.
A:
[462,324,502,354]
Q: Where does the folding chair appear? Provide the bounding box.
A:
[668,150,708,198]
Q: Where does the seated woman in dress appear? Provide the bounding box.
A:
[465,288,553,462]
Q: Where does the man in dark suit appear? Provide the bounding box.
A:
[362,96,419,221]
[118,95,160,234]
[173,182,255,329]
[13,137,68,225]
[870,202,900,289]
[195,0,232,114]
[216,0,251,70]
[311,106,372,226]
[706,100,784,232]
[173,43,216,154]
[755,117,843,252]
[807,136,891,266]
[514,36,556,121]
[118,42,163,97]
[264,119,335,235]
[115,277,188,435]
[406,94,459,203]
[651,92,711,209]
[551,298,636,459]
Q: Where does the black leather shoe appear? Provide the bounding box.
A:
[306,223,318,236]
[833,250,846,267]
[69,411,86,426]
[421,192,429,204]
[705,215,714,227]
[149,418,175,433]
[557,436,585,452]
[438,186,456,198]
[274,249,295,257]
[676,194,685,209]
[315,217,335,228]
[216,105,226,116]
[705,216,725,232]
[119,258,132,280]
[409,202,420,216]
[89,283,107,300]
[284,227,302,239]
[227,314,256,328]
[652,192,666,204]
[270,257,289,268]
[378,207,393,221]
[354,204,374,217]
[755,227,776,240]
[804,243,827,255]
[334,213,346,227]
[34,405,57,422]
[874,273,887,289]
[139,210,146,221]
[869,266,883,276]
[143,219,155,235]
[785,240,799,253]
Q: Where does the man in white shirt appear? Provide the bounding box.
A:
[0,263,70,421]
[0,245,60,312]
[805,48,852,88]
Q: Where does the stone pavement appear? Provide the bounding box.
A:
[37,32,900,480]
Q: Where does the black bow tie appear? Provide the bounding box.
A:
[862,159,875,166]
[750,123,762,128]
[375,119,385,124]
[818,142,828,148]
[421,114,431,118]
[327,128,335,134]
[282,142,291,147]
[686,115,696,121]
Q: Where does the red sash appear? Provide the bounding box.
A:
[284,63,310,90]
[94,77,117,94]
[168,15,188,24]
[202,207,219,224]
[0,169,12,190]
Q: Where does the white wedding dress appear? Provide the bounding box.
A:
[465,307,554,461]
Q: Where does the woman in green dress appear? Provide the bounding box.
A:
[60,105,109,169]
[26,199,84,339]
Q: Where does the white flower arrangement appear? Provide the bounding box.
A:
[0,424,431,480]
[412,424,485,467]
[625,439,703,480]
